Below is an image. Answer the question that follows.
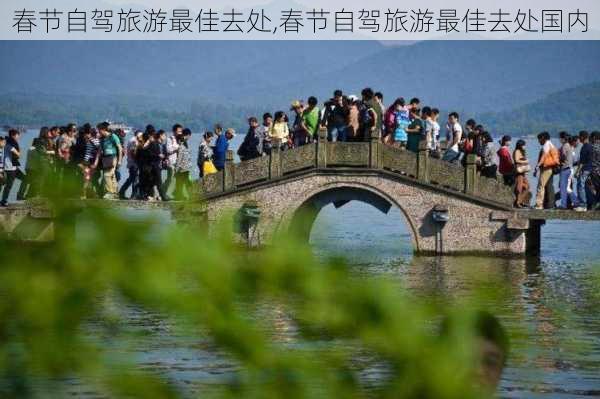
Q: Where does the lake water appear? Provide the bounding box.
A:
[311,203,600,398]
[6,129,600,397]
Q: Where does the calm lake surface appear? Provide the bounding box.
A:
[9,129,600,397]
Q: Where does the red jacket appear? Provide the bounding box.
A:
[497,146,514,175]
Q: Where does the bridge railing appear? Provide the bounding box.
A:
[202,127,514,207]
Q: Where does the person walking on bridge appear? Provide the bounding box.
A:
[443,112,463,163]
[322,90,348,142]
[557,132,581,210]
[355,89,378,142]
[406,107,425,153]
[174,129,193,201]
[497,135,514,186]
[197,132,214,178]
[0,129,24,207]
[480,132,498,179]
[576,131,593,211]
[589,131,600,210]
[302,96,320,145]
[98,122,123,200]
[290,101,306,148]
[238,117,263,162]
[212,124,227,171]
[387,98,409,148]
[73,125,100,200]
[119,131,143,200]
[513,139,532,208]
[257,113,273,155]
[163,124,182,198]
[0,136,6,204]
[431,109,441,155]
[346,97,360,142]
[534,132,559,210]
[215,128,235,171]
[269,112,290,150]
[139,129,168,202]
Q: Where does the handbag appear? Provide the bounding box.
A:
[516,164,531,174]
[203,160,218,176]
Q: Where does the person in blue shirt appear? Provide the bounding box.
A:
[213,125,235,171]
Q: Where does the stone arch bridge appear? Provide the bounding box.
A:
[198,130,555,256]
[2,130,598,255]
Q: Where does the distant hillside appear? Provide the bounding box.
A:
[1,41,599,115]
[478,82,600,136]
[0,94,260,132]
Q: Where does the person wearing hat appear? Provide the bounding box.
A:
[497,135,514,186]
[290,100,305,148]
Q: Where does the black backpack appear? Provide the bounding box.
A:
[358,103,374,129]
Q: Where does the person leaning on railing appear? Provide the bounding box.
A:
[269,111,290,151]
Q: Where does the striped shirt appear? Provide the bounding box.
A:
[84,138,100,164]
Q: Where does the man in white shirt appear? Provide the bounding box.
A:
[442,112,463,163]
[431,108,441,152]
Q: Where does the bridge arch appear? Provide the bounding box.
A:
[285,182,421,252]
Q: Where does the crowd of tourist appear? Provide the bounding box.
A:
[1,88,600,210]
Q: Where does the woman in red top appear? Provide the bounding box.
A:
[497,135,514,186]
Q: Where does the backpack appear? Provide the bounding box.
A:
[543,146,560,168]
[384,107,396,134]
[462,138,473,154]
[359,103,374,129]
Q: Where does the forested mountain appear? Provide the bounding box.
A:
[0,94,259,132]
[1,40,599,114]
[479,82,600,136]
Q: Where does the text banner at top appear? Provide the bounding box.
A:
[2,0,600,40]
